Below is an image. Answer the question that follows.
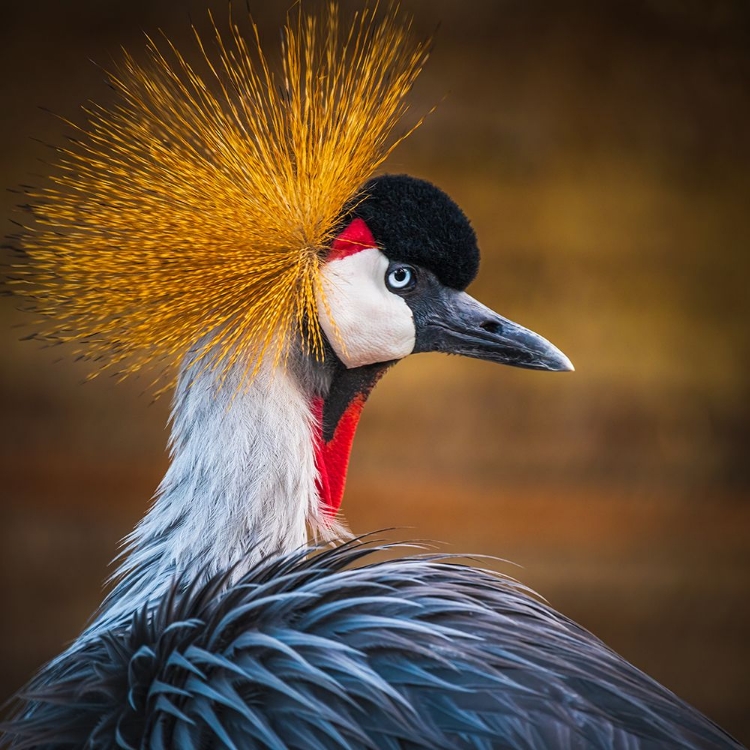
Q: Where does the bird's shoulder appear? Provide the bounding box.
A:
[3,544,740,750]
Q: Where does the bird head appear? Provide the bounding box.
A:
[318,173,572,374]
[11,5,572,532]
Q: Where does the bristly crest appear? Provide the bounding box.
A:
[11,2,430,387]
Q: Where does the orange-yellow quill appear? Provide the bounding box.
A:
[13,3,429,387]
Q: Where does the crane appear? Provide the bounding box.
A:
[3,5,742,749]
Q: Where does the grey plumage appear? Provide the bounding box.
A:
[3,541,740,750]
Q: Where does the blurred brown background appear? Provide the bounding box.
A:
[1,0,749,743]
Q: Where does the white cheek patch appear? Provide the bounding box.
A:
[317,248,416,368]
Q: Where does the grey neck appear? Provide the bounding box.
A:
[79,349,341,642]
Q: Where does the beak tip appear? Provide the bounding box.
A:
[559,353,575,372]
[540,345,574,372]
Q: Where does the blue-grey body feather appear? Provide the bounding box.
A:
[2,543,740,749]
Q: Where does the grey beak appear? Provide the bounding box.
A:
[414,289,574,372]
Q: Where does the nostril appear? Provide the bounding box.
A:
[480,320,503,335]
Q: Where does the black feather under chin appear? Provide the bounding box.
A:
[351,174,480,290]
[3,542,739,750]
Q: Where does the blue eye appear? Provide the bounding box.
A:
[386,264,416,292]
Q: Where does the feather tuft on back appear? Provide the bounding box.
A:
[3,542,740,749]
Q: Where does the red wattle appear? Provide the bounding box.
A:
[312,395,366,517]
[327,217,377,261]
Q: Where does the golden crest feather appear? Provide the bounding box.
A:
[13,2,429,386]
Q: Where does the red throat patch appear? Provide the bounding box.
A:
[312,395,366,517]
[327,218,377,261]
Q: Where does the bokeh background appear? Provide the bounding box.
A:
[1,0,749,742]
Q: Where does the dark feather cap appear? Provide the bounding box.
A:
[351,174,480,290]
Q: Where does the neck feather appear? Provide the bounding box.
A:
[84,352,344,638]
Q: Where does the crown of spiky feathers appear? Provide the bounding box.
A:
[12,3,429,386]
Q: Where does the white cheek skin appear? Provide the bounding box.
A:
[317,248,416,368]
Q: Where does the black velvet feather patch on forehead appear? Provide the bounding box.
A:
[350,174,479,290]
